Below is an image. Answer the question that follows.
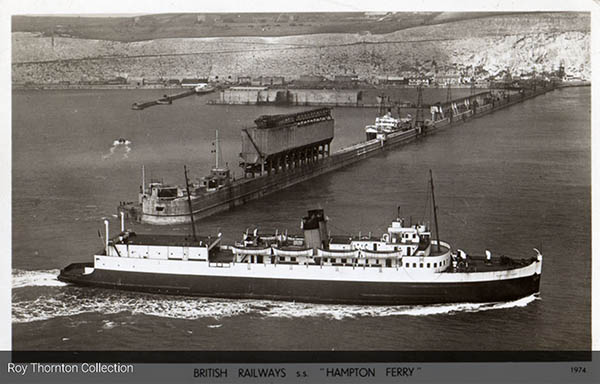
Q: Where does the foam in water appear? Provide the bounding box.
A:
[12,269,67,289]
[12,285,540,324]
[102,139,132,160]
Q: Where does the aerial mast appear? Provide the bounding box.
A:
[429,169,441,253]
[142,164,146,195]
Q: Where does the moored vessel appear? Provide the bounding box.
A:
[365,111,413,141]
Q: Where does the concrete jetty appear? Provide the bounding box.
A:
[120,84,559,224]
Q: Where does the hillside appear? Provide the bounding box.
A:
[12,12,590,84]
[12,12,516,42]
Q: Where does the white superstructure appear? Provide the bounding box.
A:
[88,212,542,284]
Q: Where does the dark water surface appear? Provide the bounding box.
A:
[11,87,590,351]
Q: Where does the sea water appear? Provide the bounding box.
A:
[11,87,590,350]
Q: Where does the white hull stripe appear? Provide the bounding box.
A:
[94,255,540,284]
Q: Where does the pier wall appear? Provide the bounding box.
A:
[218,88,361,106]
[136,85,559,224]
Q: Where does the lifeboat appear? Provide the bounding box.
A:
[272,247,314,257]
[230,245,272,256]
[317,249,360,258]
[360,249,403,258]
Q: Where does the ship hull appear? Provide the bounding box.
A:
[59,263,540,305]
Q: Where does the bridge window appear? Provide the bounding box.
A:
[412,263,416,268]
[290,257,296,262]
[386,259,392,267]
[427,263,430,268]
[341,258,347,264]
[279,256,285,262]
[434,262,437,268]
[420,263,423,268]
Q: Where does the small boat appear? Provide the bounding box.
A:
[112,138,131,147]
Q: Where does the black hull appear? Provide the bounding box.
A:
[59,263,541,305]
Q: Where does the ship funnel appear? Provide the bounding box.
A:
[302,209,328,250]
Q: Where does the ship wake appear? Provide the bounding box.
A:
[12,269,68,289]
[12,286,539,324]
[102,139,131,160]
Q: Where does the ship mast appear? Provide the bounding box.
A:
[215,130,219,169]
[429,169,441,253]
[184,165,197,241]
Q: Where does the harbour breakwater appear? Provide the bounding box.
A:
[121,83,559,225]
[131,87,215,110]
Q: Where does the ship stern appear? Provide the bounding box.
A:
[57,262,94,285]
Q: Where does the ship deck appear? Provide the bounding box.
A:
[209,246,534,272]
[117,233,216,247]
[444,255,536,273]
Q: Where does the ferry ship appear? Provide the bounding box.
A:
[59,175,542,305]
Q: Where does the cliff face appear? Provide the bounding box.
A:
[12,12,590,83]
